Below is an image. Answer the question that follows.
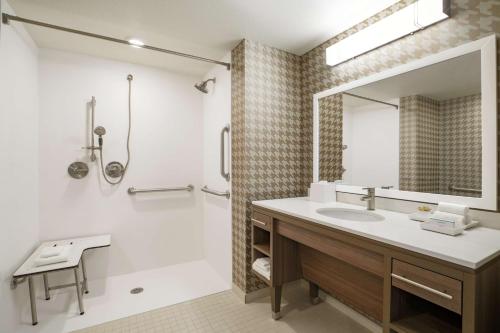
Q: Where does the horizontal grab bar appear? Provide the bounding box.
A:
[448,185,481,194]
[128,185,194,194]
[201,186,230,199]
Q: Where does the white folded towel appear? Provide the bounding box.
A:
[429,211,465,227]
[252,259,271,280]
[40,245,69,258]
[34,246,71,267]
[253,257,270,270]
[437,202,469,216]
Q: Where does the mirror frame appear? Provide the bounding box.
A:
[313,35,497,210]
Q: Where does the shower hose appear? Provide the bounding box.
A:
[99,75,133,185]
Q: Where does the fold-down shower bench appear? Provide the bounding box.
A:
[12,234,111,325]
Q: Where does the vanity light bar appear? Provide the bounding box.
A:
[326,0,450,67]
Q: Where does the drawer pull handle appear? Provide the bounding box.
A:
[391,273,453,300]
[252,219,267,227]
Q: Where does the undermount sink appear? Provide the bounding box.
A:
[316,208,385,222]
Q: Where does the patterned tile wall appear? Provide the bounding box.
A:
[232,0,500,295]
[319,94,344,181]
[301,0,500,206]
[399,95,440,193]
[438,94,482,197]
[231,40,305,293]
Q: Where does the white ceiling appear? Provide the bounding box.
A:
[7,0,398,76]
[344,51,482,107]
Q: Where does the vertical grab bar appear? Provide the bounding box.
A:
[220,124,230,181]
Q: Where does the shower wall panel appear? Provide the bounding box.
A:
[38,49,205,278]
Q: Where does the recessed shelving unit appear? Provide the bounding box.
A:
[251,214,272,285]
[390,287,462,333]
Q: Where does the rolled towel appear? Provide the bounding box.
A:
[429,211,465,227]
[437,202,469,216]
[34,246,71,267]
[40,245,69,258]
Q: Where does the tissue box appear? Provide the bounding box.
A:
[421,221,464,236]
[309,181,336,203]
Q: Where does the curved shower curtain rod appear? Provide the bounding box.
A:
[1,13,231,70]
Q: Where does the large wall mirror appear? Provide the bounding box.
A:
[313,35,497,210]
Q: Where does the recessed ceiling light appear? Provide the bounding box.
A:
[128,38,144,48]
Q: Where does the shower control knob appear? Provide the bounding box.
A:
[105,161,125,178]
[68,161,89,179]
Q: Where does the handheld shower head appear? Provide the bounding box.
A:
[194,78,216,94]
[94,126,106,136]
[94,126,106,147]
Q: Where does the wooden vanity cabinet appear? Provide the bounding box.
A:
[252,205,500,333]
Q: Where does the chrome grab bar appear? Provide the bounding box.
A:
[128,185,194,194]
[220,124,230,181]
[201,186,230,199]
[391,273,453,300]
[448,185,481,194]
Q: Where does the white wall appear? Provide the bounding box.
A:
[38,49,204,278]
[342,101,399,188]
[201,55,232,285]
[0,1,39,331]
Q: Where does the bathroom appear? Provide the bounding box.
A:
[1,0,499,332]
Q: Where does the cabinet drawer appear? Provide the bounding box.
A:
[392,259,462,314]
[252,211,271,231]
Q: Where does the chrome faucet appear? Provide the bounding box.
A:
[361,187,376,210]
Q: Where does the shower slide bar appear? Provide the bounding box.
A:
[448,185,482,194]
[127,185,194,194]
[1,13,231,70]
[201,186,230,199]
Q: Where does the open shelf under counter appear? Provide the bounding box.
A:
[253,243,270,256]
[390,312,461,333]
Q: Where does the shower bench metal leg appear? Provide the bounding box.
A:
[28,276,38,325]
[43,273,50,300]
[12,235,110,326]
[81,255,89,294]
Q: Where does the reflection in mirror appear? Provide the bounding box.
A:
[319,51,482,197]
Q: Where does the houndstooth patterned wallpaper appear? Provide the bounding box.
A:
[399,95,440,193]
[438,94,482,197]
[232,0,500,294]
[319,94,344,181]
[399,94,482,196]
[231,40,305,293]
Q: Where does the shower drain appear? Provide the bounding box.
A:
[130,287,144,294]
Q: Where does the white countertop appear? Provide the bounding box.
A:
[14,234,111,277]
[252,197,500,269]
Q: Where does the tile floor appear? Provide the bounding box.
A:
[72,283,374,333]
[20,260,230,333]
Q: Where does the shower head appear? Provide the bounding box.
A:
[94,126,106,136]
[194,78,216,94]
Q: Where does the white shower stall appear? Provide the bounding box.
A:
[0,3,231,331]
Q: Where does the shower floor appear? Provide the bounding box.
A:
[19,260,231,333]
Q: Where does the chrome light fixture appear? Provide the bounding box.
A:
[326,0,450,67]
